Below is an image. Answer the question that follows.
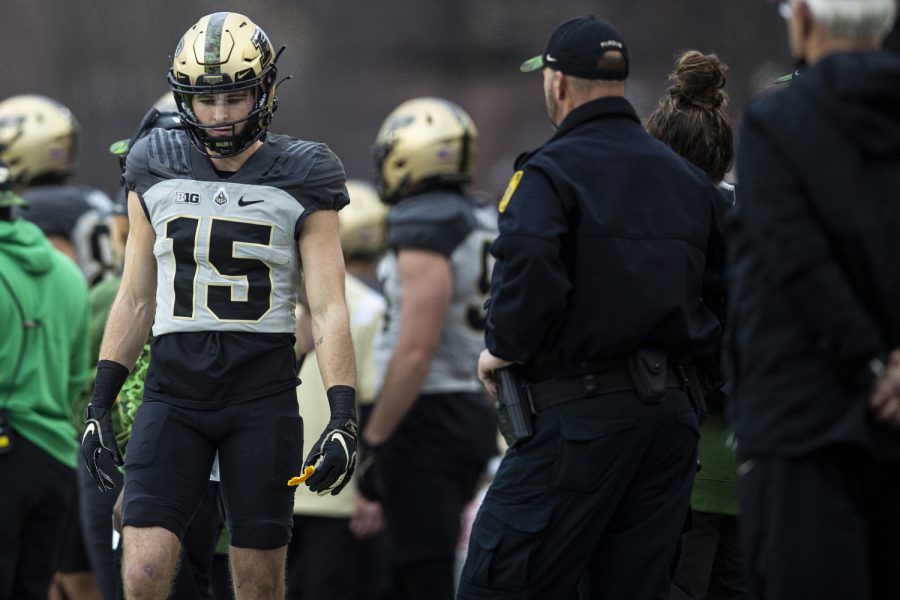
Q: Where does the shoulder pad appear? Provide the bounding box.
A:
[144,128,192,176]
[124,129,192,195]
[259,135,323,184]
[388,192,478,256]
[263,136,349,213]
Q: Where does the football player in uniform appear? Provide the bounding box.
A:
[337,179,388,292]
[361,98,498,600]
[0,94,116,287]
[85,98,224,600]
[288,179,389,600]
[79,13,358,600]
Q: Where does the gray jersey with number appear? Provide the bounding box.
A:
[18,185,115,287]
[125,129,349,337]
[375,191,497,394]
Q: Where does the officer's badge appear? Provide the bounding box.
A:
[498,170,523,213]
[214,188,228,206]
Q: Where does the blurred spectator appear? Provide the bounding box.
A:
[0,94,102,600]
[727,0,900,598]
[0,159,91,599]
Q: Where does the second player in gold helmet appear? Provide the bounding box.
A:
[0,94,79,187]
[168,12,281,157]
[372,98,478,204]
[339,180,388,259]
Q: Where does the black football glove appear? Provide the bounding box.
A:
[81,360,129,492]
[302,385,358,496]
[82,404,124,491]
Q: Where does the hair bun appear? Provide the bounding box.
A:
[669,50,728,110]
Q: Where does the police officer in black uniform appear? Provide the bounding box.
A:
[456,16,723,600]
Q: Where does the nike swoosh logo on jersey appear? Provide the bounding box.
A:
[546,54,558,62]
[237,197,264,207]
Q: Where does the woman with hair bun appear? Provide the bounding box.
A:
[647,50,734,186]
[648,50,745,600]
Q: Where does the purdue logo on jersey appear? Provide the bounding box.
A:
[214,189,229,206]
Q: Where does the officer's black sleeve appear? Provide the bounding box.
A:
[485,166,571,363]
[736,107,885,367]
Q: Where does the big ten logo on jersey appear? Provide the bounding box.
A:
[175,191,200,204]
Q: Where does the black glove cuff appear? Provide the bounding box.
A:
[91,360,130,410]
[326,385,357,420]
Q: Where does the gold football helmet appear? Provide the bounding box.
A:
[340,180,388,259]
[372,98,478,204]
[167,12,280,157]
[0,95,79,187]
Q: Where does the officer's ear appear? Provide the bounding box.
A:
[554,71,568,103]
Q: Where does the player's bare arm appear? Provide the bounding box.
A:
[98,191,157,368]
[363,249,452,447]
[299,209,356,390]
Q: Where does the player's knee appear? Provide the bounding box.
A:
[122,557,173,598]
[122,526,180,582]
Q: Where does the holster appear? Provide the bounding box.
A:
[496,367,534,448]
[627,348,669,402]
[675,362,709,425]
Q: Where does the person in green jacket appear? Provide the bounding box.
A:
[0,161,91,599]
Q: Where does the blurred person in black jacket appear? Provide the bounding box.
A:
[727,1,900,598]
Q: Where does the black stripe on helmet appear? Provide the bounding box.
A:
[204,12,228,73]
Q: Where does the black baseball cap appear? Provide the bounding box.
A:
[520,16,629,80]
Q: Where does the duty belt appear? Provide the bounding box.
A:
[527,365,681,413]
